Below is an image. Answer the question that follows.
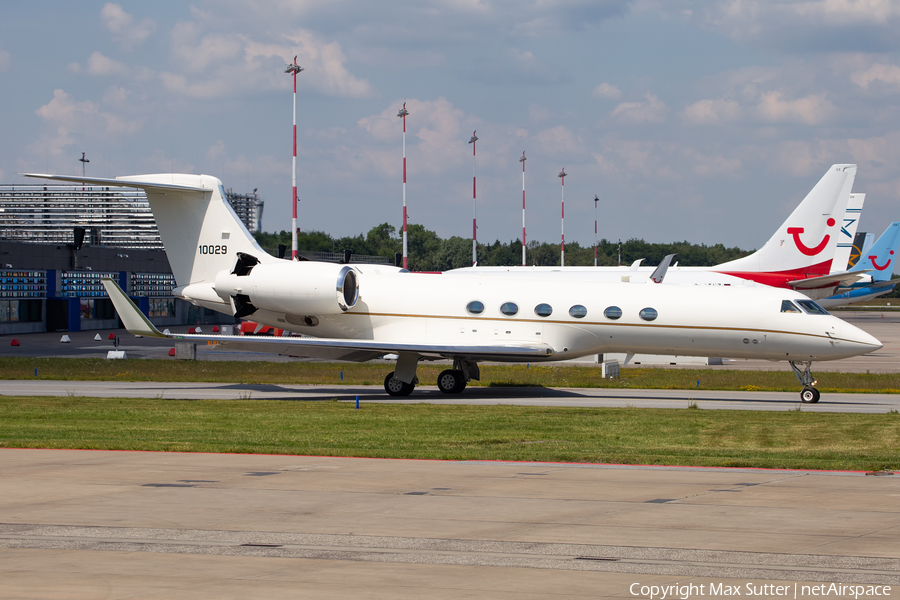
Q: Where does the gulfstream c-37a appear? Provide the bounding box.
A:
[25,172,882,403]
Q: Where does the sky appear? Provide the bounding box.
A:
[2,0,900,259]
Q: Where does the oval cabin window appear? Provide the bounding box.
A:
[500,302,519,316]
[534,303,553,317]
[639,307,658,321]
[568,305,587,318]
[604,306,623,320]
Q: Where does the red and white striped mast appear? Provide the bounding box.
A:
[284,56,304,260]
[594,194,599,267]
[558,167,566,266]
[519,151,526,266]
[469,131,478,265]
[397,103,409,270]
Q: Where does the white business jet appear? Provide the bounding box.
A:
[25,172,882,403]
[454,165,868,302]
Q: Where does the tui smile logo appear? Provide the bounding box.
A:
[786,218,835,256]
[870,250,894,271]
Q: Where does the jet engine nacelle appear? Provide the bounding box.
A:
[214,259,360,319]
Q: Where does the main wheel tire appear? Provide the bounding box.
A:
[437,369,467,394]
[384,372,414,397]
[800,387,819,404]
[437,369,458,394]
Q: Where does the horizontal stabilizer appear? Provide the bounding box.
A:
[23,173,206,193]
[787,270,870,290]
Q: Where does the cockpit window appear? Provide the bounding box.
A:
[780,300,802,313]
[796,300,829,315]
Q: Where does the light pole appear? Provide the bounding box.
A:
[594,194,599,267]
[79,152,89,176]
[284,56,304,260]
[398,103,409,270]
[519,151,526,266]
[558,167,566,266]
[469,131,478,265]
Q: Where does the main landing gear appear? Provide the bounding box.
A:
[790,361,820,404]
[382,356,480,396]
[384,372,417,397]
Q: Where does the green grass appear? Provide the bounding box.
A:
[1,396,898,471]
[3,358,900,393]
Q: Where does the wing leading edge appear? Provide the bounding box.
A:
[101,279,555,362]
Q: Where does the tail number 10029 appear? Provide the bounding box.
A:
[199,244,227,255]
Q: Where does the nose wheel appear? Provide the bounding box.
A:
[790,361,820,403]
[800,387,820,404]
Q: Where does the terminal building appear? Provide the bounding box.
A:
[0,183,264,335]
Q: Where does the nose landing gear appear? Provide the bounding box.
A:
[790,361,820,403]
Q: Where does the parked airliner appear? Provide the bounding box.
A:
[25,172,882,403]
[454,165,868,301]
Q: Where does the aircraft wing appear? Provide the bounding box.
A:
[101,278,555,362]
[787,270,871,290]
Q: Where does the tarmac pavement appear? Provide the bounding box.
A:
[0,449,897,598]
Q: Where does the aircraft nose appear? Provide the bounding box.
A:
[834,320,882,354]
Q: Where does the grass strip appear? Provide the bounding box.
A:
[3,358,900,393]
[1,396,897,471]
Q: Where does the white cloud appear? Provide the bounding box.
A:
[356,97,472,175]
[101,3,156,51]
[851,62,900,90]
[160,25,373,99]
[682,98,742,124]
[610,93,669,124]
[791,0,900,25]
[86,52,130,77]
[592,82,622,100]
[534,126,583,155]
[102,85,131,105]
[31,89,144,157]
[170,21,243,73]
[754,91,836,125]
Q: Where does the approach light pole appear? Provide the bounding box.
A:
[594,194,599,267]
[79,152,89,177]
[520,151,526,266]
[398,103,409,270]
[469,131,478,265]
[558,167,566,266]
[284,56,304,260]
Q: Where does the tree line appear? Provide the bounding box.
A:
[253,223,751,271]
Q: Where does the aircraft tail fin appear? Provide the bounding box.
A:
[24,173,274,289]
[852,222,900,281]
[716,164,856,276]
[831,192,865,274]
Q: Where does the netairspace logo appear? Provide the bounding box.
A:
[629,582,893,600]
